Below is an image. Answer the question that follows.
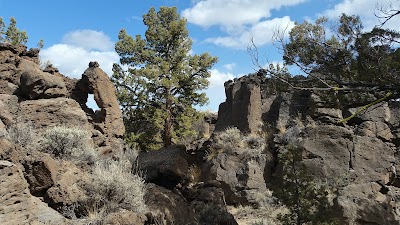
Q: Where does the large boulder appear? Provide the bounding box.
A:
[19,59,68,99]
[336,182,399,225]
[0,160,67,225]
[216,77,263,134]
[145,184,197,225]
[138,145,193,189]
[17,97,91,130]
[201,148,268,205]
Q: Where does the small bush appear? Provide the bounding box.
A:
[41,126,95,160]
[85,159,148,214]
[6,122,35,148]
[215,127,242,150]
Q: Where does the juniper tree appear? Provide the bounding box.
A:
[112,7,217,150]
[3,17,28,46]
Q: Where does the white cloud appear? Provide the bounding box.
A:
[40,44,119,78]
[323,0,400,30]
[223,63,236,71]
[206,16,295,49]
[208,69,235,88]
[62,29,114,51]
[183,0,306,31]
[201,69,236,110]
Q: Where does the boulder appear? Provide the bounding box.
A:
[138,145,193,189]
[0,94,19,126]
[296,125,355,180]
[201,149,268,205]
[103,209,146,225]
[0,160,67,225]
[355,121,393,141]
[145,184,197,225]
[344,102,391,124]
[17,97,91,130]
[19,59,68,99]
[336,182,399,225]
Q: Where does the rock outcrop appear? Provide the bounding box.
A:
[0,160,67,225]
[213,72,400,224]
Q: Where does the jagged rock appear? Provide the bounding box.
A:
[344,102,391,124]
[19,59,68,99]
[23,156,56,196]
[138,145,193,189]
[356,121,393,141]
[216,78,263,134]
[353,136,396,183]
[201,149,268,205]
[336,182,399,225]
[145,184,197,225]
[17,97,91,130]
[295,125,354,180]
[79,62,125,138]
[0,160,67,225]
[181,182,238,225]
[0,94,19,126]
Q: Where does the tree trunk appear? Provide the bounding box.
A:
[164,87,172,148]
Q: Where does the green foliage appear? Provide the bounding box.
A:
[215,127,242,150]
[0,17,28,46]
[112,7,217,150]
[273,145,338,225]
[285,14,400,84]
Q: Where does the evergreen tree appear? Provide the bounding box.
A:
[273,145,338,225]
[112,7,217,150]
[4,17,28,46]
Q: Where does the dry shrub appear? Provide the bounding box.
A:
[84,159,148,216]
[41,126,97,162]
[215,127,242,150]
[6,121,35,148]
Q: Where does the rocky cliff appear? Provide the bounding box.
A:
[212,72,400,224]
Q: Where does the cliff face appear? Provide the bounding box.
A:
[215,72,400,224]
[0,43,127,224]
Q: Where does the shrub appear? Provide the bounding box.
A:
[85,159,148,215]
[215,127,242,150]
[6,122,35,148]
[41,126,96,161]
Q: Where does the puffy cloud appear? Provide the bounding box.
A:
[203,69,236,110]
[183,0,305,30]
[223,63,236,71]
[40,44,119,78]
[206,16,295,49]
[323,0,400,30]
[62,29,114,51]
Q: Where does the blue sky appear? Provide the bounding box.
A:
[1,0,399,111]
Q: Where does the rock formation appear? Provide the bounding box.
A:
[213,72,400,224]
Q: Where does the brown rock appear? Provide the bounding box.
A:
[216,81,262,134]
[356,121,393,141]
[80,62,124,138]
[145,185,197,225]
[18,97,91,130]
[19,59,68,99]
[0,160,67,224]
[0,94,19,126]
[103,209,146,225]
[336,183,399,225]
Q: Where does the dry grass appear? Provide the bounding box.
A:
[229,189,288,225]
